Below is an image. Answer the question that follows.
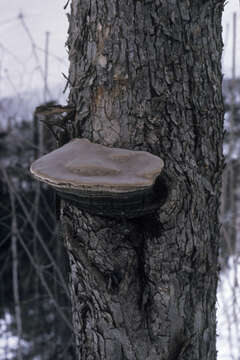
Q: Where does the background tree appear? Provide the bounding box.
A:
[0,108,74,359]
[62,0,225,359]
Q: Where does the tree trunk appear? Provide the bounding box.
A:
[63,1,224,359]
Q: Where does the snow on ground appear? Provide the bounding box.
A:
[0,312,29,359]
[217,256,240,360]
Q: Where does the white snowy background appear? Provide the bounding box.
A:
[0,1,240,359]
[0,0,68,98]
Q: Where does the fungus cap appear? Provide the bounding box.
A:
[30,138,165,217]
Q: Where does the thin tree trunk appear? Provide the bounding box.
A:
[2,170,23,360]
[63,1,224,359]
[10,193,23,360]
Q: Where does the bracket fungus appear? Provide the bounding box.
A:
[30,138,165,218]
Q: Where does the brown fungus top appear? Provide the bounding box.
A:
[30,138,164,194]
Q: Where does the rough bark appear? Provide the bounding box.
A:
[62,1,224,359]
